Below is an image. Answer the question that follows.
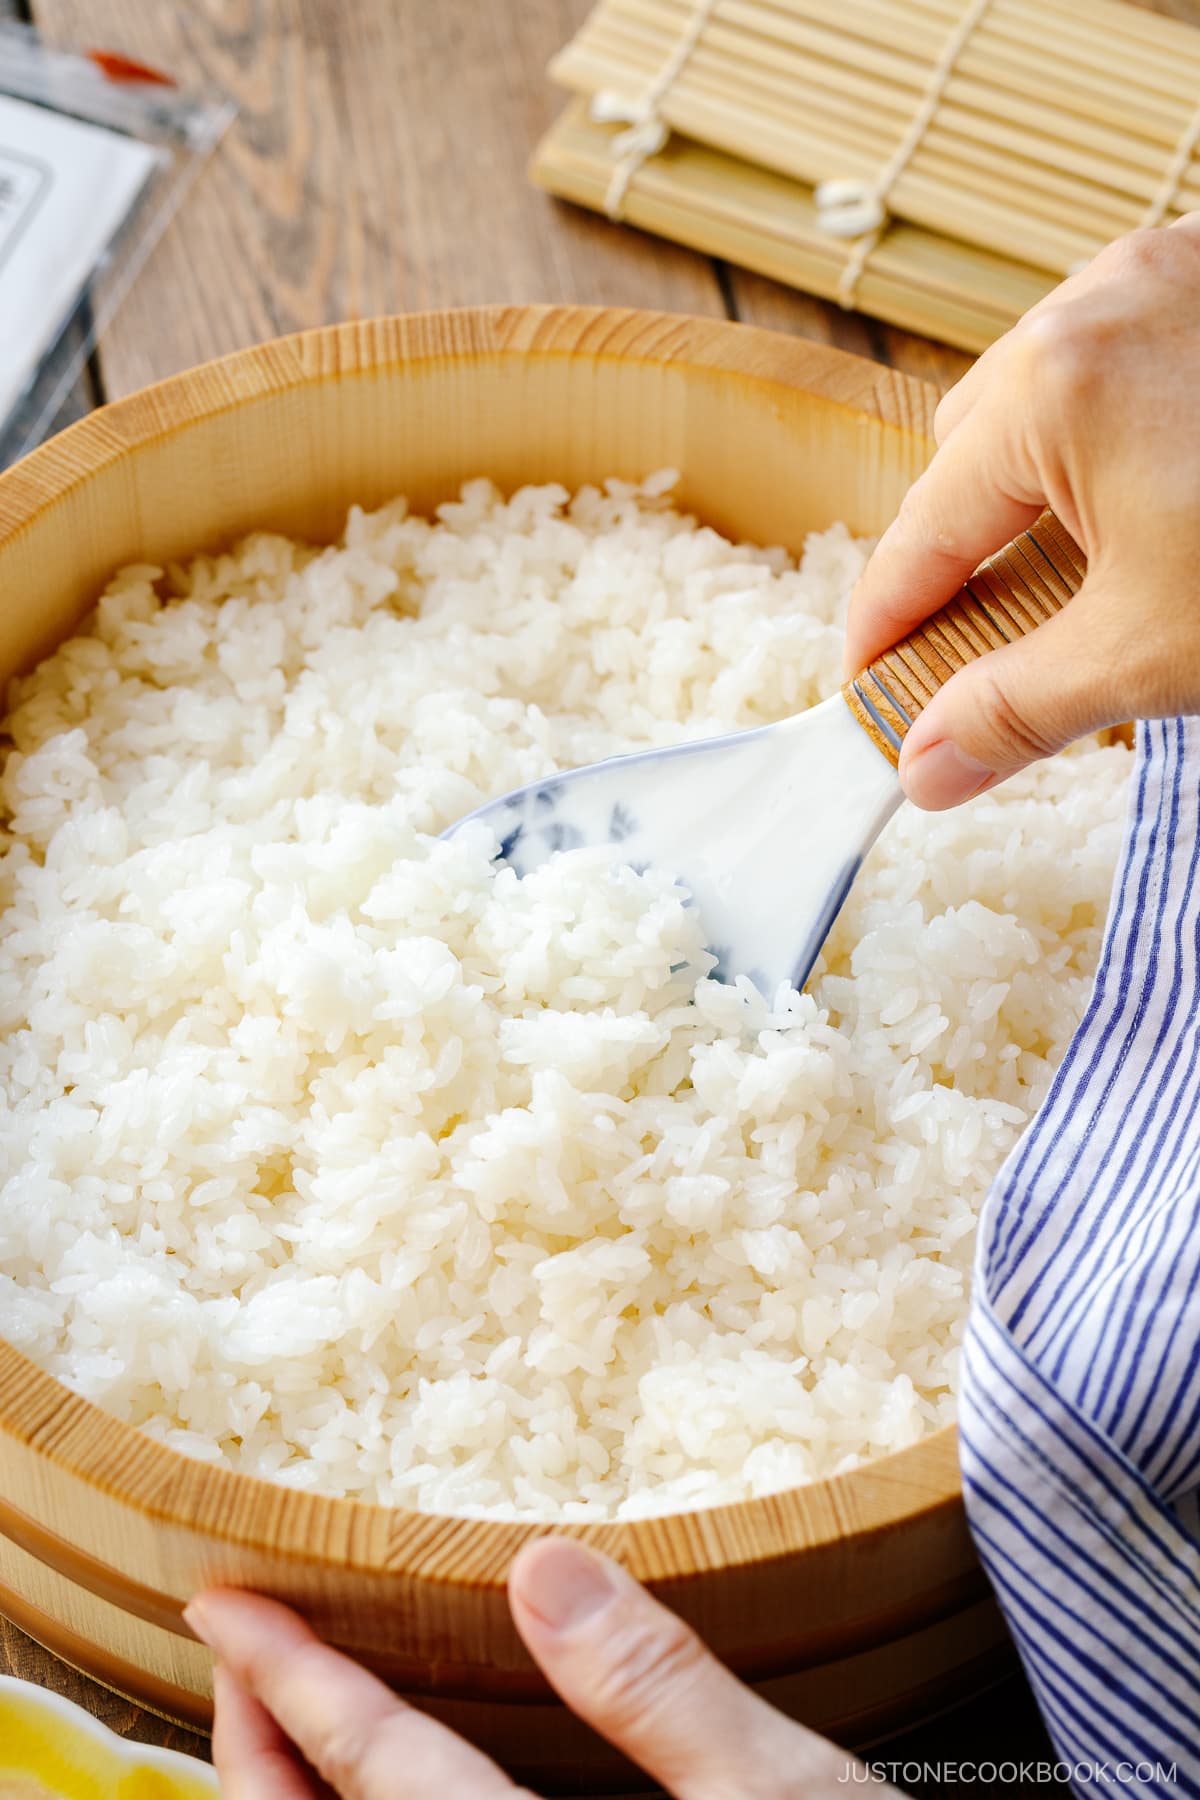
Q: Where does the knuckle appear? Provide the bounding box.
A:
[897,522,974,588]
[1099,225,1171,279]
[1013,307,1097,399]
[1169,209,1200,249]
[894,484,957,559]
[313,1721,375,1798]
[589,1607,709,1736]
[1076,224,1199,302]
[932,388,958,443]
[972,667,1059,765]
[358,1713,449,1794]
[305,1697,416,1800]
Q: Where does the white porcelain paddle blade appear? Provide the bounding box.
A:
[448,696,902,995]
[446,514,1089,997]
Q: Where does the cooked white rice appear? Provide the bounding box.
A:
[0,476,1127,1520]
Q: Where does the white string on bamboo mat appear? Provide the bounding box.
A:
[1141,99,1200,229]
[591,0,718,218]
[1066,101,1200,280]
[819,0,993,310]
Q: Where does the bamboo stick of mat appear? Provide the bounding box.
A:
[619,0,1200,115]
[560,30,1140,269]
[562,6,1200,203]
[531,97,1055,352]
[549,0,1200,280]
[584,0,1200,169]
[573,20,1168,217]
[727,0,1200,95]
[579,0,1200,227]
[592,0,1200,144]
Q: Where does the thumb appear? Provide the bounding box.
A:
[897,582,1124,810]
[508,1540,893,1798]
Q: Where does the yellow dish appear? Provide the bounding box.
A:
[0,1677,216,1799]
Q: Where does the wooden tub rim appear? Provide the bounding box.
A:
[0,303,958,1590]
[0,304,932,550]
[0,1338,960,1584]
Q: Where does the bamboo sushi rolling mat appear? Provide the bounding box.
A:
[536,0,1200,350]
[1,0,1196,1789]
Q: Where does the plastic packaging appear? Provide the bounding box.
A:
[0,22,231,466]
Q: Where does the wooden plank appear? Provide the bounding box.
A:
[26,0,727,400]
[728,0,1200,388]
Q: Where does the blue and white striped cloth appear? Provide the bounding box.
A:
[961,718,1200,1797]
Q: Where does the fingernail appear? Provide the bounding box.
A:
[516,1541,618,1633]
[901,738,996,810]
[183,1598,214,1647]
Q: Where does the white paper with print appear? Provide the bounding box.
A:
[0,94,160,425]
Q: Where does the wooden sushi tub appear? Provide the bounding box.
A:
[0,307,1008,1794]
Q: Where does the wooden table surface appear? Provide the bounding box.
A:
[3,0,1196,1791]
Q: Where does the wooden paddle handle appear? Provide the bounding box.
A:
[842,511,1086,765]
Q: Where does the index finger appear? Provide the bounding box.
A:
[212,1662,328,1800]
[842,403,1044,678]
[187,1590,523,1800]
